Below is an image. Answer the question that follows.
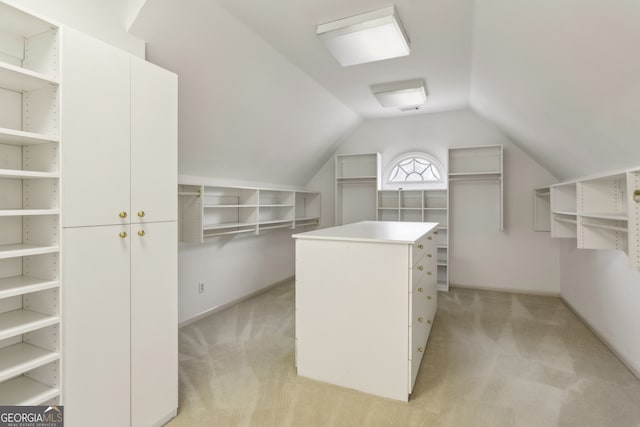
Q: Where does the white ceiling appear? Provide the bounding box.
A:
[130,0,640,182]
[215,0,474,119]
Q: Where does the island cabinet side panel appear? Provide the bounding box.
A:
[295,238,410,401]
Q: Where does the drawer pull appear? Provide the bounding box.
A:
[119,211,127,219]
[427,320,432,325]
[138,230,146,237]
[634,189,640,203]
[137,210,146,218]
[434,231,439,235]
[428,236,433,240]
[427,254,433,258]
[418,244,424,250]
[418,347,424,353]
[418,265,423,271]
[418,288,424,293]
[119,231,127,239]
[427,271,432,276]
[427,295,433,300]
[418,317,424,323]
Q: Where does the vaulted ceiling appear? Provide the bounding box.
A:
[130,0,640,183]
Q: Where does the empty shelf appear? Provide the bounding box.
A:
[0,376,59,405]
[580,212,628,221]
[0,276,58,299]
[0,244,59,259]
[0,169,59,179]
[0,128,59,146]
[0,209,60,217]
[581,222,628,233]
[554,217,577,225]
[552,211,577,216]
[0,310,59,341]
[0,61,59,92]
[0,343,59,383]
[202,222,256,231]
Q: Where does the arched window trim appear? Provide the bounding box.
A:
[385,152,446,190]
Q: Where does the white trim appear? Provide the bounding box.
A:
[384,151,446,190]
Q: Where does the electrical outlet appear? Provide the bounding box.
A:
[198,282,205,293]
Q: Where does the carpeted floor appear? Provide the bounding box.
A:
[167,281,640,427]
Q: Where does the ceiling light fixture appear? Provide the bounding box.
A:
[316,6,410,67]
[371,79,427,109]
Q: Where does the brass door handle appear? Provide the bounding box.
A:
[427,320,432,325]
[428,236,433,240]
[418,317,424,323]
[418,347,424,353]
[119,211,127,219]
[427,272,432,276]
[138,230,145,237]
[427,296,433,300]
[634,189,640,203]
[418,288,423,293]
[418,265,423,271]
[427,254,433,258]
[418,244,424,249]
[137,210,146,218]
[119,231,127,238]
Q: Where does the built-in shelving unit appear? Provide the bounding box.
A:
[448,145,504,231]
[0,2,61,405]
[535,167,640,271]
[376,188,449,291]
[533,186,551,232]
[179,183,320,242]
[335,153,381,225]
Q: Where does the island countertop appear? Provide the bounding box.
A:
[292,220,438,244]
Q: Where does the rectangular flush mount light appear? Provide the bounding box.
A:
[371,79,427,109]
[317,6,410,67]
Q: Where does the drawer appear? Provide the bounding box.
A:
[411,232,436,267]
[411,260,436,294]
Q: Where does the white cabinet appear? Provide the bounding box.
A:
[294,221,438,401]
[131,58,178,224]
[61,28,131,228]
[0,1,61,405]
[62,225,131,427]
[61,27,177,427]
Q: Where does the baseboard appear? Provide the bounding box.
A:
[150,409,178,427]
[561,296,640,381]
[449,282,560,297]
[179,276,294,328]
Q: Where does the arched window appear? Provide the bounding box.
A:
[387,153,444,187]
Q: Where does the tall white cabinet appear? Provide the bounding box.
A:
[61,28,177,427]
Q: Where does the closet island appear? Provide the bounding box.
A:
[293,221,438,401]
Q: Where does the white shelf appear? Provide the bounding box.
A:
[580,212,628,221]
[0,209,60,216]
[552,211,577,216]
[0,128,59,146]
[0,309,59,341]
[0,244,59,259]
[582,222,628,233]
[203,204,258,208]
[260,204,294,208]
[423,208,447,211]
[0,343,59,383]
[448,172,501,177]
[0,276,58,299]
[259,219,293,226]
[554,217,577,225]
[203,228,256,238]
[0,169,59,179]
[0,376,59,405]
[437,245,448,249]
[295,216,320,222]
[0,61,59,92]
[337,177,378,183]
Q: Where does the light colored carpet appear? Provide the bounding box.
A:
[167,281,640,427]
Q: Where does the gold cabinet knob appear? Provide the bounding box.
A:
[634,189,640,203]
[434,231,439,235]
[138,230,145,237]
[137,210,146,218]
[427,320,432,325]
[428,236,433,240]
[418,317,424,323]
[427,296,433,300]
[119,211,127,219]
[427,271,432,276]
[418,265,423,271]
[418,287,424,293]
[427,253,433,258]
[418,347,424,353]
[119,231,127,238]
[418,244,424,250]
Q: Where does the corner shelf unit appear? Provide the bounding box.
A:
[448,145,504,231]
[0,2,61,405]
[376,189,449,291]
[335,153,381,226]
[178,184,320,242]
[535,167,640,271]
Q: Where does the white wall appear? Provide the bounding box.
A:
[559,242,640,376]
[129,0,360,323]
[6,0,145,56]
[308,109,561,294]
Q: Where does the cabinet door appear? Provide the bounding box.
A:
[131,58,178,224]
[131,221,177,426]
[62,28,131,227]
[63,225,131,427]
